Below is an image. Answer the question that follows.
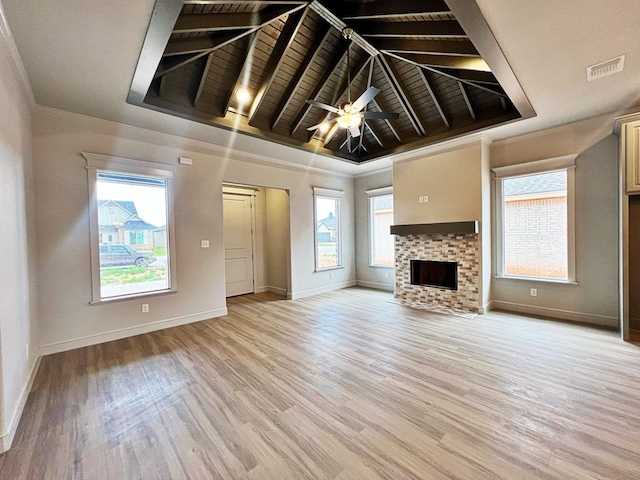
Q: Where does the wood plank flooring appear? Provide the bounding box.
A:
[2,287,640,479]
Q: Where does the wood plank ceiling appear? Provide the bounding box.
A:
[130,0,534,164]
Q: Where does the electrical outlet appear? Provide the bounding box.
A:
[530,288,538,297]
[418,196,424,203]
[423,195,429,203]
[142,303,149,313]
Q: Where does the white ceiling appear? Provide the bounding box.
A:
[3,0,639,175]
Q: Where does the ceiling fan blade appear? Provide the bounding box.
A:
[352,86,380,112]
[307,117,338,131]
[363,111,400,120]
[349,126,361,138]
[305,99,340,114]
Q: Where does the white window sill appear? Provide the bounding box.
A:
[368,264,395,269]
[315,266,344,273]
[495,275,578,286]
[90,288,178,305]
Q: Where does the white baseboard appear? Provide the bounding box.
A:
[356,280,394,292]
[1,355,41,453]
[40,308,228,356]
[288,280,356,300]
[489,300,617,327]
[254,286,269,293]
[267,285,287,296]
[480,300,494,315]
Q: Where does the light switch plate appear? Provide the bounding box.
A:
[201,240,210,248]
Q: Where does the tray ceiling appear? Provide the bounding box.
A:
[129,0,534,164]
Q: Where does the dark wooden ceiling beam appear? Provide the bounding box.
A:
[270,25,332,130]
[173,5,301,34]
[448,69,500,84]
[384,52,490,72]
[365,122,384,148]
[183,1,306,4]
[193,52,214,107]
[370,97,401,142]
[458,82,477,120]
[324,0,450,19]
[383,51,507,97]
[377,55,425,137]
[290,44,349,136]
[356,20,466,38]
[157,3,306,78]
[372,39,479,57]
[416,67,450,129]
[248,7,309,124]
[222,32,259,116]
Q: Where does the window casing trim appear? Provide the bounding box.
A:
[83,152,178,304]
[366,186,394,267]
[492,155,577,283]
[313,187,343,272]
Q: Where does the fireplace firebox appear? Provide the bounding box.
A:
[410,260,458,290]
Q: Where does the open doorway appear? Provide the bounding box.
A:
[222,184,291,299]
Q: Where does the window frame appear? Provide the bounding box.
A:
[493,154,577,284]
[365,186,394,268]
[84,152,178,304]
[313,187,344,272]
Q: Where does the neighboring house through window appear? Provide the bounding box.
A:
[313,187,343,270]
[84,153,177,302]
[366,186,394,267]
[493,155,576,282]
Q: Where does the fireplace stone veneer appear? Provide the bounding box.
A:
[395,233,480,314]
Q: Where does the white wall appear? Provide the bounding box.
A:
[32,107,355,353]
[0,21,38,451]
[490,115,619,325]
[354,169,394,291]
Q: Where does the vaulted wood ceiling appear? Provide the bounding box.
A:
[129,0,534,164]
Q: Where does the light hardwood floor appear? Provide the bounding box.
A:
[1,287,640,479]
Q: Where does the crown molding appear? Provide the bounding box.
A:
[0,2,35,108]
[34,105,354,179]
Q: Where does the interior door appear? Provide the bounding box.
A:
[223,193,254,297]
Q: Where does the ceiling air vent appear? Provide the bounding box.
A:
[586,55,625,81]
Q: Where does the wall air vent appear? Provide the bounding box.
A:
[586,55,625,81]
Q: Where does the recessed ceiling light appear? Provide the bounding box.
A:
[236,87,251,104]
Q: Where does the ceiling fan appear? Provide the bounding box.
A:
[306,28,399,140]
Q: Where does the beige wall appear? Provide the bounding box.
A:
[0,32,38,451]
[491,115,619,325]
[265,188,290,295]
[354,170,394,291]
[32,107,355,353]
[393,142,484,225]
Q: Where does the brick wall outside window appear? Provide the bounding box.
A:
[504,195,567,279]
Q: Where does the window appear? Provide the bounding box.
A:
[84,153,177,302]
[313,187,343,270]
[493,155,576,282]
[366,186,394,266]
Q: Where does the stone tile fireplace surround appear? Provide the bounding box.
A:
[391,222,481,315]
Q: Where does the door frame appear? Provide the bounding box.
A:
[223,185,258,297]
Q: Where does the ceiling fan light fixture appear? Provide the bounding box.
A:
[337,112,362,129]
[319,122,331,134]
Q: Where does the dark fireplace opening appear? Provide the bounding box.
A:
[410,260,458,290]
